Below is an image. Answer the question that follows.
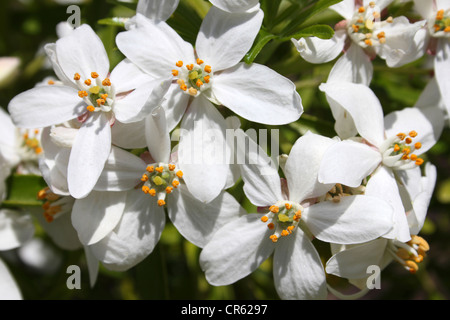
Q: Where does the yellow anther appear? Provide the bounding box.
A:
[267,223,275,230]
[142,185,150,194]
[34,147,42,154]
[379,38,386,44]
[91,72,99,78]
[101,94,108,100]
[37,188,48,200]
[377,32,385,39]
[281,230,289,237]
[186,64,194,71]
[86,105,95,112]
[176,170,183,178]
[261,216,269,223]
[434,24,441,32]
[285,203,292,210]
[196,58,204,65]
[352,24,359,32]
[358,6,365,13]
[180,84,187,91]
[415,158,424,166]
[409,130,417,137]
[48,80,55,85]
[157,199,166,206]
[373,11,380,19]
[402,154,409,160]
[188,87,197,96]
[168,164,176,171]
[141,174,149,182]
[155,166,164,173]
[176,61,183,67]
[78,90,88,98]
[293,210,301,221]
[369,1,375,7]
[102,78,111,86]
[269,205,279,213]
[405,260,419,274]
[397,133,406,140]
[445,26,450,32]
[74,73,81,81]
[146,165,154,172]
[149,189,156,196]
[402,148,410,155]
[405,137,412,144]
[84,79,92,86]
[204,65,212,73]
[172,180,180,188]
[166,186,173,194]
[89,86,100,94]
[410,235,430,251]
[287,226,295,233]
[204,75,210,83]
[364,39,373,46]
[34,129,39,134]
[410,154,418,161]
[436,9,444,20]
[42,201,51,210]
[394,144,400,152]
[414,255,424,263]
[196,79,203,87]
[96,98,105,106]
[386,16,393,23]
[172,69,179,76]
[269,235,278,243]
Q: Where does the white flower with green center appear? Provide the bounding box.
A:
[8,24,169,199]
[318,81,444,241]
[116,6,303,202]
[199,130,394,300]
[292,0,425,85]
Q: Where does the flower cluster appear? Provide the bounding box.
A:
[0,0,448,300]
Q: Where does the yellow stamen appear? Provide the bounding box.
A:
[146,165,154,172]
[415,158,424,166]
[269,235,278,243]
[358,6,365,13]
[261,216,269,223]
[188,87,197,96]
[267,223,275,230]
[377,32,385,39]
[204,65,212,73]
[166,186,173,194]
[86,105,95,112]
[394,144,400,152]
[74,73,81,80]
[405,137,412,144]
[410,154,418,161]
[269,205,279,213]
[172,69,179,76]
[365,39,373,46]
[196,79,203,87]
[101,94,108,100]
[155,166,164,173]
[287,226,295,233]
[47,80,55,85]
[285,203,292,210]
[84,79,91,86]
[386,16,393,23]
[172,180,180,188]
[397,133,406,140]
[102,78,111,86]
[37,188,48,200]
[168,164,176,171]
[409,130,417,137]
[149,189,156,196]
[204,75,210,83]
[157,199,166,206]
[142,185,150,194]
[176,170,183,178]
[186,64,194,71]
[445,26,450,32]
[176,61,183,67]
[281,230,289,237]
[96,98,105,106]
[405,260,419,274]
[141,174,148,182]
[436,9,444,21]
[91,72,99,78]
[78,90,88,98]
[196,59,204,65]
[352,24,359,32]
[34,147,42,154]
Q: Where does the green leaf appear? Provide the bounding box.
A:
[283,24,334,41]
[2,174,47,207]
[244,29,278,64]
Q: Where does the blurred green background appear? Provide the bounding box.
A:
[0,0,449,300]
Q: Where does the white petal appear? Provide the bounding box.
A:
[89,188,165,271]
[177,97,229,203]
[83,246,99,288]
[209,0,260,13]
[384,106,444,154]
[8,85,84,128]
[109,58,155,93]
[365,166,411,242]
[71,190,126,245]
[273,229,327,300]
[56,24,109,82]
[319,81,385,146]
[94,146,146,191]
[196,6,263,71]
[325,238,389,279]
[284,131,336,202]
[114,77,172,124]
[116,14,195,79]
[44,43,75,86]
[235,129,283,206]
[68,113,111,199]
[167,186,246,247]
[0,259,22,300]
[161,84,191,131]
[292,29,346,64]
[199,214,276,286]
[0,209,34,251]
[213,62,303,125]
[145,106,171,163]
[435,39,450,119]
[111,120,147,149]
[329,0,355,20]
[327,43,373,85]
[303,195,394,244]
[364,0,395,10]
[319,140,382,188]
[137,0,179,22]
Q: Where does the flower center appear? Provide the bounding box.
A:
[430,8,450,37]
[37,187,74,223]
[172,59,212,97]
[388,235,430,274]
[348,2,391,48]
[260,200,304,243]
[379,130,424,170]
[74,72,115,113]
[21,129,42,156]
[322,183,366,203]
[140,163,183,206]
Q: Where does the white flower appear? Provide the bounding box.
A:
[318,81,444,241]
[292,0,425,84]
[8,24,169,199]
[209,0,260,13]
[199,130,394,300]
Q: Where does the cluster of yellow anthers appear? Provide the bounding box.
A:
[324,183,365,203]
[74,72,113,113]
[22,129,42,155]
[394,235,430,274]
[260,201,303,243]
[172,59,212,97]
[140,163,183,207]
[350,2,392,47]
[433,9,450,33]
[37,187,63,223]
[393,131,423,166]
